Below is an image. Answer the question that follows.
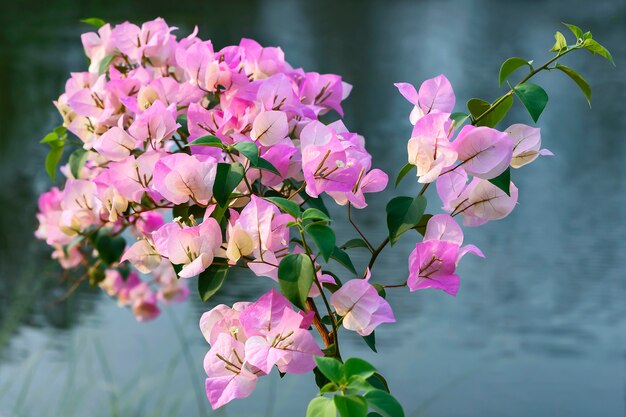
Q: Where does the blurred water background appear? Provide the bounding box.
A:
[0,0,625,416]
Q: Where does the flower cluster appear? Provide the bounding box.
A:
[200,289,322,408]
[35,18,607,414]
[36,17,386,322]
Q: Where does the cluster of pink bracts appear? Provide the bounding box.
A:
[35,18,552,409]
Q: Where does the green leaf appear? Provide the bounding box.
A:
[53,126,67,137]
[278,254,315,310]
[176,114,188,133]
[305,224,336,262]
[302,208,331,222]
[40,132,60,145]
[361,332,377,353]
[330,247,357,275]
[98,55,115,74]
[232,142,259,165]
[334,395,368,417]
[414,213,433,236]
[394,163,414,188]
[367,373,390,393]
[555,64,591,106]
[340,238,370,250]
[386,195,427,245]
[467,96,514,128]
[450,112,470,129]
[368,413,384,417]
[563,22,583,40]
[488,167,511,196]
[264,196,302,219]
[344,358,376,379]
[550,31,568,52]
[320,382,340,394]
[187,135,223,148]
[499,57,531,86]
[198,261,229,302]
[253,157,281,175]
[512,83,549,123]
[347,375,375,393]
[303,194,330,216]
[364,390,405,417]
[94,232,126,265]
[68,148,89,179]
[45,146,64,181]
[307,396,337,417]
[582,38,615,65]
[314,356,345,384]
[213,162,245,207]
[81,17,106,28]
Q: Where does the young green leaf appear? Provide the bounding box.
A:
[198,262,229,302]
[81,17,106,28]
[386,195,427,245]
[562,22,583,40]
[340,238,370,250]
[394,163,414,188]
[314,356,345,384]
[488,167,511,196]
[45,146,64,181]
[330,246,357,274]
[213,162,245,207]
[498,57,531,86]
[334,395,368,417]
[68,148,89,179]
[582,38,615,65]
[305,223,336,262]
[306,397,337,417]
[364,390,405,417]
[344,358,377,379]
[554,64,591,106]
[232,142,259,165]
[550,31,568,52]
[98,55,115,74]
[512,83,549,123]
[263,196,302,219]
[187,135,223,148]
[346,375,375,393]
[278,253,315,310]
[467,96,514,128]
[302,208,331,222]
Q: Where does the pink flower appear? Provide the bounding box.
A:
[121,239,162,273]
[395,75,455,124]
[152,153,218,205]
[451,125,513,180]
[241,290,322,374]
[436,168,519,226]
[128,100,179,146]
[203,333,259,409]
[406,112,457,183]
[99,151,163,203]
[407,214,484,295]
[92,126,136,161]
[226,196,291,271]
[330,270,395,336]
[129,282,161,322]
[250,110,289,146]
[152,219,223,278]
[505,124,553,168]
